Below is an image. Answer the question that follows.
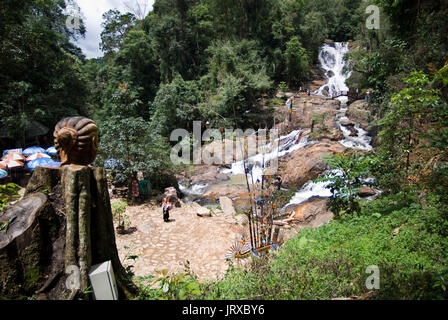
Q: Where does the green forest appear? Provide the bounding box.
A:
[1,0,448,300]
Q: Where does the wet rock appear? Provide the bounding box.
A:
[340,119,355,127]
[346,100,371,132]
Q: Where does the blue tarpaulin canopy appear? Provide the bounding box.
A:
[46,146,57,156]
[23,146,46,157]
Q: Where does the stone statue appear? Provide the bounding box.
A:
[54,116,99,166]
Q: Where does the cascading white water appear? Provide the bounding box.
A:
[283,170,343,211]
[223,130,316,183]
[336,96,373,151]
[286,180,333,207]
[314,42,352,98]
[178,182,208,196]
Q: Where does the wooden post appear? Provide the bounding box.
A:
[0,166,136,299]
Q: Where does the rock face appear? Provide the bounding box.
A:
[276,95,342,141]
[346,100,371,132]
[186,165,230,186]
[282,198,334,242]
[202,184,248,202]
[280,140,346,189]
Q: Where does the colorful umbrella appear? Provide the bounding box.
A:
[27,158,52,171]
[2,149,22,157]
[40,160,61,169]
[104,158,122,169]
[0,160,23,169]
[45,146,58,156]
[23,146,45,157]
[26,153,51,162]
[2,152,25,161]
[0,169,7,179]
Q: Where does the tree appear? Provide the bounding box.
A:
[97,83,172,183]
[284,36,310,87]
[379,71,440,183]
[199,40,273,128]
[151,75,202,137]
[100,10,136,55]
[319,153,375,218]
[0,0,88,147]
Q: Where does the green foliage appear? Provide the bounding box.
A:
[0,0,89,146]
[277,81,288,93]
[151,75,203,136]
[200,40,273,128]
[96,83,172,182]
[284,36,310,87]
[0,183,20,213]
[136,263,203,300]
[100,10,136,55]
[112,201,130,228]
[318,153,376,218]
[198,192,448,300]
[378,71,442,188]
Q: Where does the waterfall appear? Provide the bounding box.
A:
[314,42,352,98]
[223,130,316,183]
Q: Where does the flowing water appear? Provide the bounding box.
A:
[336,96,373,151]
[314,42,352,98]
[222,130,317,183]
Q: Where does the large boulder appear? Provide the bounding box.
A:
[346,100,371,132]
[187,165,230,186]
[280,140,346,189]
[282,198,334,242]
[358,186,378,198]
[219,196,236,219]
[202,184,248,203]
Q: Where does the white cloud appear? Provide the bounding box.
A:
[75,0,154,59]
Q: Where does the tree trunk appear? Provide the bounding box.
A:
[0,166,136,300]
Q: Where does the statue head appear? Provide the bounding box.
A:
[54,117,99,166]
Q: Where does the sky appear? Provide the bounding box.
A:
[75,0,154,59]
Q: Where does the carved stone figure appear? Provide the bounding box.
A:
[54,117,99,166]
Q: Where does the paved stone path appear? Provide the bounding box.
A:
[114,201,242,282]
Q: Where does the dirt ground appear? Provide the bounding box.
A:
[113,200,242,282]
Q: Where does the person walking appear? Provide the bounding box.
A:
[365,90,370,102]
[162,197,172,222]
